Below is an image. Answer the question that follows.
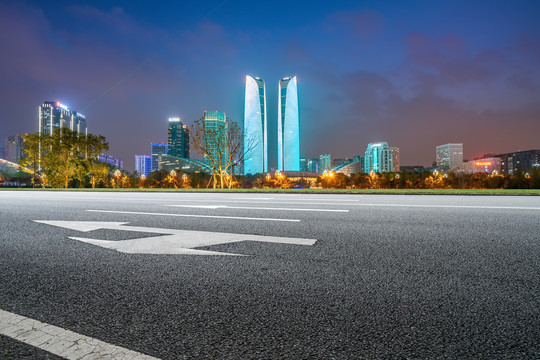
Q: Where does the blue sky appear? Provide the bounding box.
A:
[1,0,539,170]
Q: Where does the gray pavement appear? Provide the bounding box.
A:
[0,191,539,359]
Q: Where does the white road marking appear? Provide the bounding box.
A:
[34,221,317,256]
[0,308,158,360]
[352,203,540,210]
[176,200,359,206]
[169,205,349,212]
[86,209,300,222]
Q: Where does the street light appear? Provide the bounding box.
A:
[170,170,176,176]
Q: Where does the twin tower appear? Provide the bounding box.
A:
[244,75,299,175]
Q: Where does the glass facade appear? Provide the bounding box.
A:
[277,76,300,171]
[168,118,190,158]
[364,142,393,173]
[243,76,267,175]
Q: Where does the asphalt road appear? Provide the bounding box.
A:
[0,191,539,359]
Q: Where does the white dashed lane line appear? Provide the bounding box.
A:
[168,205,349,212]
[86,209,301,222]
[0,309,159,360]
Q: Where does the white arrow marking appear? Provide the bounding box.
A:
[34,221,316,256]
[169,205,349,212]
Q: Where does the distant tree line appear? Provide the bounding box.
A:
[8,125,538,189]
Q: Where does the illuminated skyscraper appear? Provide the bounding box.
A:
[364,142,393,173]
[39,101,87,136]
[277,76,299,171]
[168,118,190,158]
[243,76,267,175]
[203,110,228,168]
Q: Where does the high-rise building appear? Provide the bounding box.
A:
[364,142,393,173]
[151,143,168,172]
[203,110,228,168]
[244,76,267,175]
[5,134,26,164]
[168,118,190,158]
[319,154,332,173]
[307,158,319,173]
[391,147,400,172]
[436,143,463,169]
[135,155,152,177]
[277,76,299,171]
[0,147,5,160]
[39,101,87,136]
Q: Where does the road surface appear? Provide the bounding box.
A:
[0,191,538,359]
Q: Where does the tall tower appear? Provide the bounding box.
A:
[243,76,267,175]
[277,76,299,171]
[203,111,228,168]
[168,118,190,158]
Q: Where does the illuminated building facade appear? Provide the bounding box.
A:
[203,111,228,168]
[151,143,168,172]
[168,118,190,158]
[364,142,393,173]
[135,155,152,177]
[277,76,299,171]
[244,76,267,175]
[39,101,87,136]
[436,143,463,169]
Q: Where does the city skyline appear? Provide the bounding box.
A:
[1,1,539,171]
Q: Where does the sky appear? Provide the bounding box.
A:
[1,0,539,171]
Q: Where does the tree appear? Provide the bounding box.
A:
[91,162,110,188]
[190,117,256,189]
[83,134,109,189]
[22,129,110,188]
[20,133,42,188]
[40,128,83,188]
